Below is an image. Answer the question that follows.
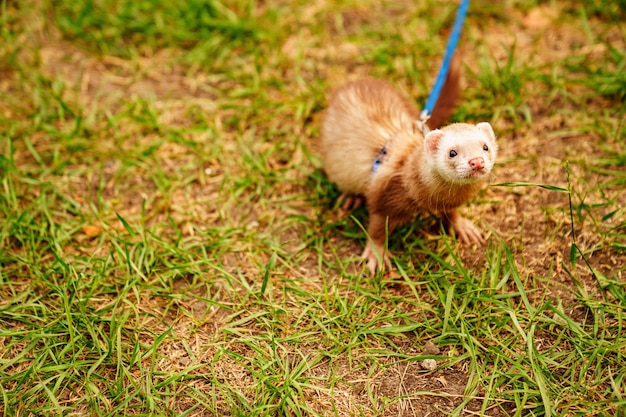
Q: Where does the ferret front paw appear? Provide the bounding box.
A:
[451,216,485,244]
[361,242,391,274]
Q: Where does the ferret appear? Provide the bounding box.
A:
[320,70,497,273]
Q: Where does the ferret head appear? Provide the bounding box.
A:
[423,122,498,184]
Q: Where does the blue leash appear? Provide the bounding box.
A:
[372,0,470,173]
[420,0,470,121]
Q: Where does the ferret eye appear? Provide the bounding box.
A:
[483,144,489,151]
[449,150,457,158]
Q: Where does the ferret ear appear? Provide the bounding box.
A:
[424,130,445,153]
[477,122,496,142]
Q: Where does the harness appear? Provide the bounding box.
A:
[372,146,387,173]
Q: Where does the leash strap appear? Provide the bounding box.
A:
[372,0,470,173]
[420,0,470,122]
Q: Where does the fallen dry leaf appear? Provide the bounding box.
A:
[82,225,102,237]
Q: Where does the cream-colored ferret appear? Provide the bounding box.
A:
[320,72,497,273]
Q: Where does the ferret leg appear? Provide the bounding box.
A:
[361,241,391,274]
[443,208,484,244]
[361,213,397,273]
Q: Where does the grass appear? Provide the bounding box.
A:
[1,0,625,415]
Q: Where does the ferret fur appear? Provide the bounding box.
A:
[320,60,497,273]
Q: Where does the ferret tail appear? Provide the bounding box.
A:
[426,50,461,130]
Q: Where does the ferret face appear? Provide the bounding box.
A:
[425,122,498,184]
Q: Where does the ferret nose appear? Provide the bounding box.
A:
[469,157,485,170]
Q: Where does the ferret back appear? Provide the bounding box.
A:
[320,80,419,194]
